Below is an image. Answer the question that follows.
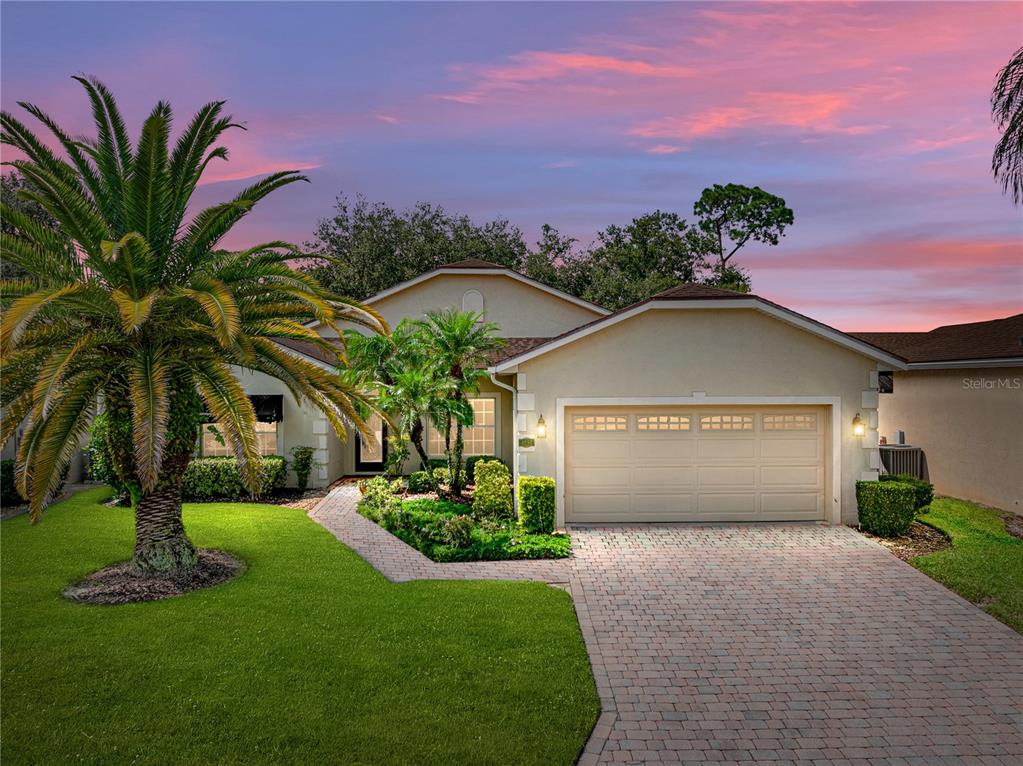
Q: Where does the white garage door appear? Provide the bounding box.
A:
[566,406,827,523]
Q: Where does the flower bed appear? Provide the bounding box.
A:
[357,476,570,562]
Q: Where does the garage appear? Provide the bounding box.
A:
[566,406,828,523]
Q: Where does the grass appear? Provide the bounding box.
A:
[914,496,1023,633]
[1,488,599,765]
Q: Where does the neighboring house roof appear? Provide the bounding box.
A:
[364,259,611,315]
[852,313,1023,368]
[491,283,909,371]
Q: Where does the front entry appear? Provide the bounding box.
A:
[355,414,387,472]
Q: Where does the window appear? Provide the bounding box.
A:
[572,414,628,432]
[763,413,817,431]
[878,372,894,394]
[700,414,753,431]
[637,414,690,431]
[462,289,485,315]
[200,421,278,457]
[428,397,495,456]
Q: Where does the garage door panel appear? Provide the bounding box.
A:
[566,407,826,523]
[632,466,695,488]
[699,466,756,487]
[760,465,821,487]
[697,439,757,460]
[571,493,633,517]
[631,439,694,461]
[571,439,632,463]
[761,493,821,514]
[632,493,696,515]
[698,493,757,514]
[760,438,820,460]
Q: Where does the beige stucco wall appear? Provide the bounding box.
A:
[232,368,332,488]
[877,368,1023,514]
[327,273,603,339]
[512,308,882,525]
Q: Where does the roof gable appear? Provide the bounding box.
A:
[492,285,908,371]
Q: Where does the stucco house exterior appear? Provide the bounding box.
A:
[237,258,914,527]
[854,314,1023,515]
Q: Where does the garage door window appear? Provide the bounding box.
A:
[700,414,753,431]
[573,414,628,432]
[763,413,817,430]
[637,414,690,431]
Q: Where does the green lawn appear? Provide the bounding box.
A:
[914,497,1023,633]
[1,488,599,765]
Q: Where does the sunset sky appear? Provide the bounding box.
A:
[2,1,1020,330]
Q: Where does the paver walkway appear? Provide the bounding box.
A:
[311,485,1023,765]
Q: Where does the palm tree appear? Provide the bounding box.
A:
[379,367,452,479]
[0,78,386,576]
[418,309,504,496]
[992,47,1023,205]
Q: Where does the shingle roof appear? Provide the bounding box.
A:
[275,337,343,365]
[851,314,1023,364]
[441,258,510,270]
[651,284,756,300]
[489,337,552,364]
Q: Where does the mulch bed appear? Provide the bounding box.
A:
[63,549,244,605]
[860,521,951,562]
[1003,513,1023,542]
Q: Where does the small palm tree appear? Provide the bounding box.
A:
[992,46,1023,205]
[418,309,504,496]
[1,78,386,575]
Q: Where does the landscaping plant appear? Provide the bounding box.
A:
[472,459,513,518]
[1,459,24,507]
[856,480,916,537]
[180,456,287,502]
[880,473,934,511]
[0,79,386,576]
[289,446,318,492]
[518,476,556,534]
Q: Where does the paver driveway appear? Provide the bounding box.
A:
[570,524,1023,765]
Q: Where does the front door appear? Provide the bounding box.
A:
[355,414,387,472]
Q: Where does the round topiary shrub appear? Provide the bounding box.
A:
[856,480,916,537]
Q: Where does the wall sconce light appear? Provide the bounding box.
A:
[536,414,547,439]
[852,413,866,437]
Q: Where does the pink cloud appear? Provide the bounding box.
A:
[646,144,686,155]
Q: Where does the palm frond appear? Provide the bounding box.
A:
[176,276,240,347]
[129,349,171,492]
[190,361,261,492]
[111,289,156,333]
[126,101,172,248]
[1,284,86,352]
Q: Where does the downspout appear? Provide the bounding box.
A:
[489,369,518,509]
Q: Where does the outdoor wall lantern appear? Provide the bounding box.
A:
[852,413,866,437]
[536,414,547,439]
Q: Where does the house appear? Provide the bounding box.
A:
[853,314,1023,514]
[240,258,911,527]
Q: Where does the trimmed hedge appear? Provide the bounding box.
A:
[427,455,502,483]
[181,456,288,502]
[472,460,513,518]
[880,473,934,511]
[518,476,555,534]
[1,459,25,508]
[856,480,916,537]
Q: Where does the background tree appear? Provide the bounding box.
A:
[1,78,385,576]
[992,46,1023,205]
[693,184,793,288]
[305,196,528,300]
[418,309,504,496]
[0,171,66,278]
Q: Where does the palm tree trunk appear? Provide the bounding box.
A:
[133,481,197,576]
[451,422,465,496]
[409,419,438,492]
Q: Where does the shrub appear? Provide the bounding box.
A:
[1,459,25,508]
[856,480,916,537]
[180,456,287,502]
[880,473,934,511]
[518,476,556,534]
[427,455,501,483]
[289,446,318,492]
[432,466,467,488]
[406,470,433,494]
[442,515,476,548]
[357,476,403,521]
[85,413,130,500]
[472,460,513,518]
